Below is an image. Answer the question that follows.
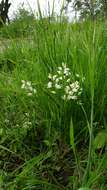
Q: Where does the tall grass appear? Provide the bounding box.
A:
[0,12,107,189]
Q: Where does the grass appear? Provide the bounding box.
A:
[0,15,107,189]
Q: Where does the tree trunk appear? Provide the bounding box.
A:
[0,0,11,26]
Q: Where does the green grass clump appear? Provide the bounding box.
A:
[0,17,107,190]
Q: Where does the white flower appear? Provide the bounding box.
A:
[59,77,63,80]
[56,78,60,83]
[53,75,57,80]
[26,81,31,86]
[67,78,70,83]
[28,92,32,96]
[58,67,62,71]
[72,88,78,93]
[21,84,25,89]
[68,91,74,95]
[33,89,37,94]
[76,74,80,78]
[55,83,62,89]
[29,86,33,91]
[70,81,79,89]
[47,63,83,102]
[75,81,79,85]
[70,83,75,89]
[64,68,70,72]
[21,80,25,84]
[67,95,72,100]
[47,82,52,88]
[48,73,52,79]
[23,121,32,129]
[71,96,77,100]
[25,113,29,117]
[64,70,69,76]
[62,95,66,100]
[67,95,77,100]
[65,86,70,93]
[57,70,62,74]
[21,80,37,96]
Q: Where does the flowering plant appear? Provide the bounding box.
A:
[47,63,83,101]
[21,80,37,96]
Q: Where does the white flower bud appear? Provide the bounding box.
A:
[58,67,62,71]
[26,81,31,86]
[67,78,70,83]
[72,88,78,93]
[48,73,52,79]
[57,70,61,74]
[21,80,25,84]
[47,82,52,88]
[33,89,37,94]
[28,92,32,96]
[65,86,70,93]
[55,78,60,83]
[29,86,33,91]
[55,83,61,89]
[53,75,57,80]
[71,96,77,100]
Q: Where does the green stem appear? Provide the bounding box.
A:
[83,97,94,184]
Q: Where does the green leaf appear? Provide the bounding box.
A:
[70,117,75,150]
[78,188,90,190]
[0,175,3,188]
[17,152,51,179]
[44,140,51,147]
[94,130,107,149]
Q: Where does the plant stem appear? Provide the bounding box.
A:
[83,96,94,184]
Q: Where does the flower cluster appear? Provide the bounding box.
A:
[63,81,82,100]
[47,63,83,101]
[21,80,36,96]
[22,113,32,129]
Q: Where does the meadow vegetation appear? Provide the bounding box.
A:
[0,9,107,190]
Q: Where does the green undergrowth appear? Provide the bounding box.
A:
[0,18,107,190]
